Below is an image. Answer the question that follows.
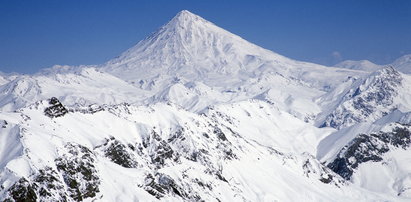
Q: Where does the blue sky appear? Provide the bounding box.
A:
[0,0,410,74]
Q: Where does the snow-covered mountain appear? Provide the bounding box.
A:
[0,98,399,201]
[0,65,150,112]
[335,60,382,72]
[318,66,411,129]
[102,10,370,120]
[393,54,411,74]
[1,10,411,201]
[335,54,411,73]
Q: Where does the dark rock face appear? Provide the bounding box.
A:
[143,173,201,201]
[143,131,178,168]
[44,97,68,118]
[55,143,100,201]
[5,167,69,202]
[32,167,69,201]
[5,178,37,202]
[213,127,227,141]
[322,67,402,129]
[69,104,105,114]
[96,137,139,168]
[328,125,411,180]
[302,154,345,187]
[5,144,101,202]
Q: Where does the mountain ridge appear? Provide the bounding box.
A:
[1,10,411,201]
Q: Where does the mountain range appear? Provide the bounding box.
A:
[1,10,411,201]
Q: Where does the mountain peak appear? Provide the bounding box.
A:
[165,10,210,31]
[174,10,197,20]
[103,9,280,81]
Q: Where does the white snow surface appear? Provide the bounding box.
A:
[335,60,382,72]
[0,100,402,201]
[1,9,411,201]
[393,54,411,74]
[336,54,411,74]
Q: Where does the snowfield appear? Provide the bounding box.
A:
[1,10,411,201]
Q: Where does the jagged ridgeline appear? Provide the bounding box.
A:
[328,124,411,180]
[1,97,347,201]
[1,9,411,202]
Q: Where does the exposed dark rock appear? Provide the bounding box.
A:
[143,173,201,201]
[204,168,228,183]
[202,133,209,138]
[213,127,227,141]
[5,178,37,202]
[44,97,68,118]
[96,137,138,168]
[193,178,213,191]
[322,67,402,129]
[33,167,69,201]
[70,104,105,114]
[215,172,228,183]
[4,167,69,202]
[167,128,185,143]
[2,120,8,128]
[143,131,178,168]
[151,140,175,166]
[55,143,100,201]
[328,125,411,180]
[301,155,345,187]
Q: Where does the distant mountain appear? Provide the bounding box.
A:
[101,10,366,119]
[1,10,411,201]
[0,65,149,111]
[102,10,361,90]
[335,60,382,72]
[393,54,411,74]
[335,54,411,74]
[319,66,411,129]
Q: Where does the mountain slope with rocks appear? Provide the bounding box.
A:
[1,10,411,201]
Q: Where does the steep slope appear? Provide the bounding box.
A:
[103,11,364,90]
[318,66,411,129]
[101,10,368,120]
[0,10,370,123]
[320,121,411,197]
[0,98,402,201]
[1,9,411,202]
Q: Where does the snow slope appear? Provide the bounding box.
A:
[318,67,411,129]
[335,60,382,72]
[393,54,411,74]
[0,98,401,201]
[101,10,370,120]
[0,66,151,112]
[336,54,411,74]
[1,9,411,201]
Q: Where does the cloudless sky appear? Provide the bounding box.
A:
[0,0,410,74]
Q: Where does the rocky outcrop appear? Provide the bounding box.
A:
[96,137,139,168]
[4,167,69,202]
[328,124,411,180]
[322,67,402,129]
[55,143,100,201]
[44,97,68,118]
[142,173,201,200]
[301,154,345,187]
